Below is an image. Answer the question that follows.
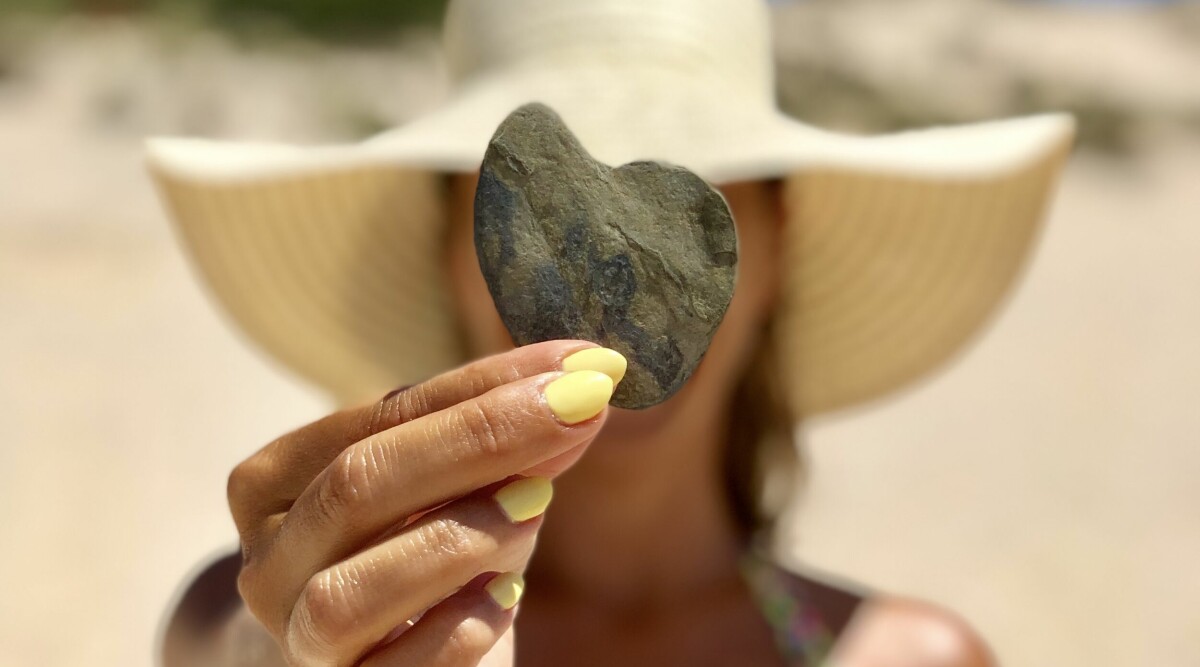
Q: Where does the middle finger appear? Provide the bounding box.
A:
[284,479,548,665]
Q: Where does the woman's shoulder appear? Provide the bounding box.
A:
[761,558,993,667]
[832,594,995,667]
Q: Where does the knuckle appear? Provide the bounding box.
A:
[294,569,359,654]
[456,400,517,459]
[235,562,260,607]
[459,364,494,397]
[227,457,263,505]
[392,382,433,424]
[416,516,488,563]
[226,464,249,504]
[235,560,279,632]
[444,616,498,662]
[227,456,270,529]
[314,449,378,523]
[356,384,418,439]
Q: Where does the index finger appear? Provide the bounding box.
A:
[228,340,625,526]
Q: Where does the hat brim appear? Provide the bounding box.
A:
[146,72,1073,412]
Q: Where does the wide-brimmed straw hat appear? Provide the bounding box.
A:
[146,0,1073,414]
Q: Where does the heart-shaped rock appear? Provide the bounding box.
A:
[474,103,738,409]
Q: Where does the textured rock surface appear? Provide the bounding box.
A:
[474,103,738,409]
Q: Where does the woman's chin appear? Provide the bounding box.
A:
[594,385,695,447]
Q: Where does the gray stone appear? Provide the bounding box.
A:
[474,103,738,409]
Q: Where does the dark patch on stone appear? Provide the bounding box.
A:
[474,103,738,409]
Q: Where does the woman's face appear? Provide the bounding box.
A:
[446,173,783,439]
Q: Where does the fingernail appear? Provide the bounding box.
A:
[562,347,627,385]
[494,477,553,522]
[486,572,525,610]
[544,371,614,424]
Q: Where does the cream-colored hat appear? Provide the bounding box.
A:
[146,0,1073,414]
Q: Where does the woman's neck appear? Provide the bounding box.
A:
[526,395,745,610]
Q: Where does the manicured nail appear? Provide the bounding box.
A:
[494,477,553,522]
[486,572,525,610]
[562,347,627,385]
[544,371,614,424]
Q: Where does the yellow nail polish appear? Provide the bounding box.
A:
[486,572,525,610]
[494,477,553,522]
[562,348,628,385]
[544,371,614,424]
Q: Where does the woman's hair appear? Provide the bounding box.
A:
[723,294,801,543]
[723,180,801,543]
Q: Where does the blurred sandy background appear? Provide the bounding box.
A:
[1,0,1198,665]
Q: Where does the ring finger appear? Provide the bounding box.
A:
[283,477,553,666]
[359,573,522,667]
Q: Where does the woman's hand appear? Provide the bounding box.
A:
[227,341,625,667]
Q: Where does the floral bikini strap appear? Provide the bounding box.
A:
[739,549,837,667]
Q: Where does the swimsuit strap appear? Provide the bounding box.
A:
[739,549,840,667]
